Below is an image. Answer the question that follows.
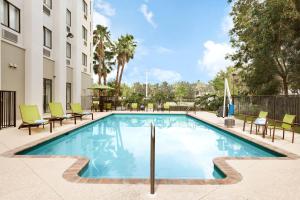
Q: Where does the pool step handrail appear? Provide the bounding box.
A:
[150,123,156,195]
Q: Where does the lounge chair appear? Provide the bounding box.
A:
[147,103,154,112]
[49,102,77,126]
[163,103,170,112]
[105,103,112,111]
[243,111,268,135]
[268,114,297,143]
[131,103,138,111]
[19,104,52,135]
[70,103,94,120]
[91,100,99,112]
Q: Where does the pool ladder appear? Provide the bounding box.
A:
[150,123,156,195]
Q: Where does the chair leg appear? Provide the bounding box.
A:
[292,130,295,143]
[255,125,258,135]
[243,121,246,131]
[60,120,62,126]
[29,127,31,135]
[272,127,275,142]
[92,114,94,120]
[50,122,52,133]
[250,122,253,134]
[283,129,285,139]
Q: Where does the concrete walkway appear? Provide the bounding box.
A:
[0,111,300,200]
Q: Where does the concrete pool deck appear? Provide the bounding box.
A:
[0,111,300,200]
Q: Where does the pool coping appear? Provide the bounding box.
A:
[1,112,299,185]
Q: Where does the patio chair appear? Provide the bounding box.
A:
[243,111,268,135]
[163,102,170,112]
[49,102,77,126]
[19,104,52,135]
[268,114,297,143]
[105,103,112,111]
[70,103,94,120]
[147,103,154,112]
[131,103,138,111]
[91,100,99,112]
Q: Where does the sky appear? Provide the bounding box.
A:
[93,0,234,84]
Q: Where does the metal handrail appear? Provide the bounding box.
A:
[150,123,155,194]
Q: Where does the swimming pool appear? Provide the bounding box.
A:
[19,114,282,180]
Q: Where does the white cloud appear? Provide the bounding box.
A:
[150,68,182,83]
[93,12,111,28]
[222,15,233,34]
[94,0,116,16]
[156,46,174,54]
[140,4,157,28]
[198,40,234,77]
[121,66,182,84]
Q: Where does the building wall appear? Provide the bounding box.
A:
[1,41,25,119]
[66,67,73,84]
[43,57,55,100]
[1,0,93,118]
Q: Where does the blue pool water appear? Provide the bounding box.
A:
[20,114,282,179]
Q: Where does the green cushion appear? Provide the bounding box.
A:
[49,102,64,117]
[19,104,41,124]
[105,103,112,109]
[164,103,170,109]
[258,111,268,118]
[282,114,296,130]
[70,103,83,114]
[148,103,154,109]
[131,103,138,109]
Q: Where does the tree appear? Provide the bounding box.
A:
[115,34,137,97]
[229,0,300,95]
[93,25,115,85]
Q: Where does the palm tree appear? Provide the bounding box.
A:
[115,34,137,96]
[93,25,114,85]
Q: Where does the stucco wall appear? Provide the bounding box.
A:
[1,41,25,119]
[81,72,92,109]
[43,57,55,100]
[66,67,73,84]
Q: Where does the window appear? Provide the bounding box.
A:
[1,0,20,33]
[43,0,52,9]
[43,27,52,49]
[82,53,87,66]
[66,9,71,27]
[43,79,52,113]
[82,26,87,42]
[83,0,87,18]
[66,83,72,110]
[66,42,71,58]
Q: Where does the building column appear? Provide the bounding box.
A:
[53,0,67,111]
[72,2,82,103]
[23,0,43,111]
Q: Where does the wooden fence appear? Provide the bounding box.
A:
[234,95,300,123]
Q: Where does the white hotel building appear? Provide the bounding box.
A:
[0,0,93,117]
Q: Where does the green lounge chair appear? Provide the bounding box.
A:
[163,103,170,112]
[243,111,268,135]
[147,103,154,112]
[49,102,77,125]
[91,100,99,112]
[131,103,138,111]
[70,103,94,120]
[105,103,112,111]
[268,114,297,143]
[19,104,52,135]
